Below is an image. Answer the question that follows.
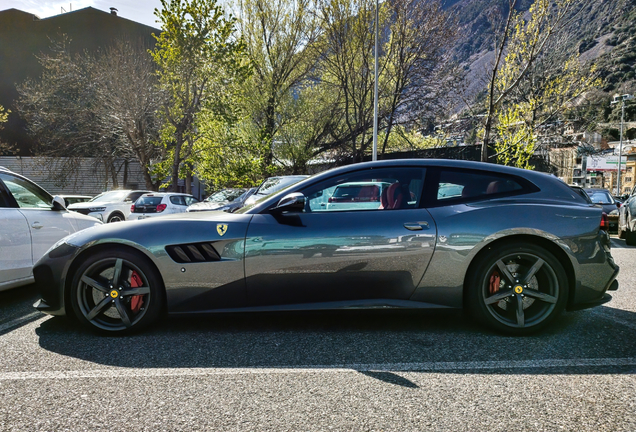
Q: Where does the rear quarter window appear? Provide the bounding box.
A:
[170,196,186,206]
[432,169,531,206]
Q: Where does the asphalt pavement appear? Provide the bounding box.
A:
[0,238,634,431]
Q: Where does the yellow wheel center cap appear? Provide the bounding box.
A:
[110,290,119,298]
[514,285,523,294]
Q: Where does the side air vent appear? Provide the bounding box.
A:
[166,242,221,263]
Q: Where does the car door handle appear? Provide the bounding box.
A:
[31,222,43,230]
[404,222,429,231]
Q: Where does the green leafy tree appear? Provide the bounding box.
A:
[0,105,7,126]
[0,105,9,152]
[235,0,322,175]
[493,53,600,168]
[481,0,579,163]
[152,0,249,192]
[314,0,456,163]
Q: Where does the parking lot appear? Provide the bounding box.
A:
[0,238,634,431]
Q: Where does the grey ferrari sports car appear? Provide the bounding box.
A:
[33,159,619,335]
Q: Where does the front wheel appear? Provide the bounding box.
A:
[69,248,164,334]
[466,244,568,335]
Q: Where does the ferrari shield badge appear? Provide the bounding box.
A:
[217,223,228,236]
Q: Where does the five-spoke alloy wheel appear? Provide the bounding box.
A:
[468,244,568,335]
[70,248,164,334]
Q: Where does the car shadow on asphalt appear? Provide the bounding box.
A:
[34,306,636,376]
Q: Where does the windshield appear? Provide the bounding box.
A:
[236,177,308,214]
[256,176,308,196]
[587,190,613,204]
[89,190,129,203]
[136,196,163,206]
[206,189,247,203]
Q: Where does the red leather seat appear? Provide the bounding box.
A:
[380,183,404,209]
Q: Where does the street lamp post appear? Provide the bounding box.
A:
[611,94,634,196]
[372,0,379,161]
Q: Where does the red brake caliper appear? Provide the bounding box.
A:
[130,271,144,313]
[489,270,501,295]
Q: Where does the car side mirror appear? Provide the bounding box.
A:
[52,195,67,210]
[271,192,306,213]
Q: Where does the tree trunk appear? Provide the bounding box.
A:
[109,159,119,189]
[171,131,183,192]
[185,164,192,195]
[482,112,494,162]
[142,166,157,191]
[123,159,129,188]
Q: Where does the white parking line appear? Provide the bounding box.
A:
[1,357,635,381]
[0,311,44,333]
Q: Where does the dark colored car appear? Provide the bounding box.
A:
[569,185,592,204]
[618,184,636,244]
[33,159,619,335]
[186,188,256,213]
[584,188,620,233]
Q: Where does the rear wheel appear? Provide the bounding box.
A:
[618,223,626,239]
[107,212,125,223]
[70,248,164,334]
[467,244,568,335]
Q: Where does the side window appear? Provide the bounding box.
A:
[127,192,146,202]
[184,196,198,206]
[170,196,186,206]
[436,169,524,203]
[0,173,52,209]
[303,168,425,212]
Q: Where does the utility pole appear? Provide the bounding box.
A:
[611,94,634,196]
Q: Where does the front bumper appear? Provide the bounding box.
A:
[32,242,81,316]
[566,230,619,311]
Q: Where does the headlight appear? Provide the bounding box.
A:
[609,209,619,215]
[89,207,107,212]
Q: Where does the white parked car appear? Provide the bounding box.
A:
[128,193,199,220]
[67,189,150,223]
[0,167,102,291]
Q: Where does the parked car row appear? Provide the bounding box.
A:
[62,175,311,224]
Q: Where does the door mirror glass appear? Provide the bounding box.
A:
[272,192,306,212]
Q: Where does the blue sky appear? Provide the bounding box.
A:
[0,0,163,28]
